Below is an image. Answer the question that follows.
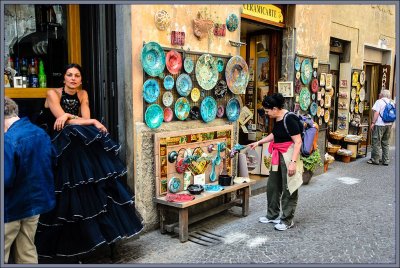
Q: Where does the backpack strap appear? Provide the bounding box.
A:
[283,111,295,136]
[379,99,388,119]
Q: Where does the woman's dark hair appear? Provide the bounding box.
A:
[262,93,285,109]
[63,63,83,77]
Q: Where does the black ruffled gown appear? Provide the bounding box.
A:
[35,89,143,258]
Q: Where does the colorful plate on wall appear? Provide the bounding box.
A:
[352,71,359,86]
[216,105,225,118]
[168,177,181,193]
[311,78,319,93]
[225,55,249,94]
[351,87,357,100]
[200,96,217,123]
[294,57,301,71]
[164,107,173,122]
[358,101,364,113]
[350,99,355,113]
[141,41,166,77]
[166,50,182,74]
[142,79,160,103]
[310,102,318,116]
[299,87,311,111]
[176,73,192,97]
[175,97,190,120]
[216,58,224,72]
[319,73,326,86]
[359,71,365,85]
[184,57,194,73]
[145,104,163,129]
[324,109,330,123]
[359,87,366,101]
[214,80,228,99]
[226,13,239,32]
[191,87,201,102]
[162,91,173,107]
[163,75,174,90]
[226,97,240,122]
[300,58,313,85]
[195,54,219,90]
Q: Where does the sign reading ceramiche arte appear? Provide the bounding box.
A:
[242,4,284,24]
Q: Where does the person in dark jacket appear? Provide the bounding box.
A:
[4,97,56,263]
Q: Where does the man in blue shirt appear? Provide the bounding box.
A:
[4,97,55,263]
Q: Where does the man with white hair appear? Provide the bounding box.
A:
[368,89,395,165]
[4,97,55,263]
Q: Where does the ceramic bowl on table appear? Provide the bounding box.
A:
[186,184,204,195]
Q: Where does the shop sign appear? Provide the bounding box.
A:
[242,4,284,24]
[379,65,390,90]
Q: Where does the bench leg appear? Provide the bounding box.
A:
[242,186,250,216]
[178,208,189,242]
[159,205,167,234]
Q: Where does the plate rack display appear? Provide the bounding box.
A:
[154,125,233,198]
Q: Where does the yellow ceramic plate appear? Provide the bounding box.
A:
[191,87,201,102]
[324,109,330,123]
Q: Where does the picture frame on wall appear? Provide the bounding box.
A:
[278,81,294,97]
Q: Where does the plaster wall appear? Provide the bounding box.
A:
[129,5,242,229]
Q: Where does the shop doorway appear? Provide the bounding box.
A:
[79,5,120,142]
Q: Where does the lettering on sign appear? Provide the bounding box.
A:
[379,65,391,90]
[242,4,284,24]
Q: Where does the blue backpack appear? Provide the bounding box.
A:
[283,112,318,157]
[379,99,396,123]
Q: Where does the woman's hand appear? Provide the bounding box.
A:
[287,161,296,176]
[53,113,71,131]
[248,141,259,150]
[92,119,108,133]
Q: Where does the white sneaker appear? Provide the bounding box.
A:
[259,216,281,224]
[274,221,294,231]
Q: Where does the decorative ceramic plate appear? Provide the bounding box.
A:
[320,87,325,96]
[355,102,359,113]
[359,71,365,85]
[164,107,173,122]
[163,75,174,90]
[191,87,201,102]
[141,41,166,77]
[204,184,224,192]
[324,109,330,123]
[296,71,301,79]
[200,96,217,123]
[196,54,218,90]
[320,98,324,107]
[311,78,319,93]
[214,80,228,99]
[176,73,192,97]
[216,58,224,72]
[359,101,364,113]
[143,79,160,103]
[311,93,316,100]
[175,97,190,120]
[300,58,313,85]
[351,87,357,100]
[216,105,224,118]
[225,55,249,94]
[318,117,323,126]
[313,70,317,78]
[324,94,331,108]
[162,91,173,107]
[319,73,326,86]
[294,57,301,71]
[166,50,182,74]
[226,13,239,32]
[190,106,200,120]
[317,106,322,117]
[310,102,318,116]
[226,97,240,122]
[168,177,181,193]
[299,87,311,111]
[320,108,325,117]
[145,104,163,129]
[184,57,194,73]
[325,74,333,89]
[352,71,359,86]
[359,87,366,101]
[165,193,195,202]
[295,79,301,94]
[350,99,355,113]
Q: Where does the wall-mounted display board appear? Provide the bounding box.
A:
[154,125,234,198]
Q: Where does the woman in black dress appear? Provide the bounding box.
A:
[35,63,143,258]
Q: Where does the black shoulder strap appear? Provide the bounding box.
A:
[283,112,294,136]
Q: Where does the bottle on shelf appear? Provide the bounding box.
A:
[21,58,28,88]
[38,59,47,88]
[29,63,39,88]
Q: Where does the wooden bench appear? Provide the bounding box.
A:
[153,179,255,242]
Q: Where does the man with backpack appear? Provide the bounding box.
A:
[368,89,396,166]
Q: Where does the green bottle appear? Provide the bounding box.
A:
[38,60,47,88]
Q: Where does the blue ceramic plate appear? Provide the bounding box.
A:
[200,96,217,123]
[300,58,313,85]
[141,41,166,77]
[226,97,240,122]
[174,97,190,120]
[204,184,224,192]
[225,55,249,94]
[145,104,163,129]
[184,57,194,74]
[176,73,193,97]
[294,56,301,71]
[226,13,239,32]
[216,58,224,72]
[310,102,318,116]
[299,87,311,111]
[142,79,160,103]
[168,177,181,193]
[163,75,174,90]
[195,54,218,91]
